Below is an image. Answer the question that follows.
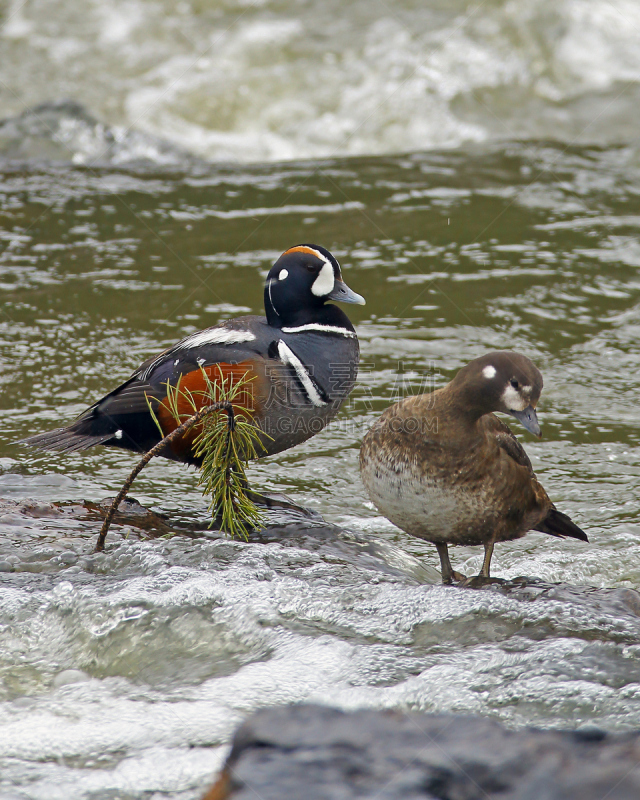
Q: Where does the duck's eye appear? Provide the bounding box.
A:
[510,379,520,390]
[305,263,317,272]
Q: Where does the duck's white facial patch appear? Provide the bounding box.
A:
[482,365,496,379]
[311,258,335,297]
[115,429,123,440]
[501,384,528,412]
[278,269,288,281]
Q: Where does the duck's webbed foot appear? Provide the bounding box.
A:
[458,542,504,588]
[435,543,466,585]
[460,574,505,589]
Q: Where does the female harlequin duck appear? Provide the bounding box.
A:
[24,245,365,464]
[360,352,588,585]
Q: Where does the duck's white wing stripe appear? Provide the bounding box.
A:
[277,340,326,407]
[181,328,256,348]
[138,327,256,380]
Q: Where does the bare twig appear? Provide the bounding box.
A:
[95,401,233,552]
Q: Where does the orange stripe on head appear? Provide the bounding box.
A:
[281,245,342,282]
[282,245,323,259]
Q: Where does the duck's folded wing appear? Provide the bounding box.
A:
[21,339,267,454]
[484,414,535,474]
[484,414,589,543]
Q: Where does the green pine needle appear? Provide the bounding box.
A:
[147,366,268,539]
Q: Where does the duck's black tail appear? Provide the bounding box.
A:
[21,419,115,453]
[535,507,589,542]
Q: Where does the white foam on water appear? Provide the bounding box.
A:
[2,538,640,797]
[3,0,640,162]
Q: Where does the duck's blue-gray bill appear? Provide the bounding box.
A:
[509,405,541,437]
[328,279,365,305]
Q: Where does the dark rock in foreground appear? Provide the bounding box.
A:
[203,704,640,800]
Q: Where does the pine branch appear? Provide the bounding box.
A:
[189,367,266,538]
[95,367,268,552]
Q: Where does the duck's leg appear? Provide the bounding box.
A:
[479,542,494,579]
[460,541,504,587]
[436,543,466,584]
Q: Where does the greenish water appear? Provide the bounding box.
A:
[2,142,640,798]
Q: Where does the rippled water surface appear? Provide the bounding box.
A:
[2,142,640,798]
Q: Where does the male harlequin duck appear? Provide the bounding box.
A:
[359,352,588,585]
[24,244,365,464]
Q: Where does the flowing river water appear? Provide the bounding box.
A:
[3,2,640,799]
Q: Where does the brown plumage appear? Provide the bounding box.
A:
[360,352,588,584]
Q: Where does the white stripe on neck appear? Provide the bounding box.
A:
[277,340,326,407]
[281,323,356,338]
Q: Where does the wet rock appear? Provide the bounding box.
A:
[0,100,197,166]
[84,496,173,537]
[0,497,169,547]
[52,669,91,688]
[487,577,640,620]
[0,495,420,581]
[204,704,640,800]
[0,498,65,521]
